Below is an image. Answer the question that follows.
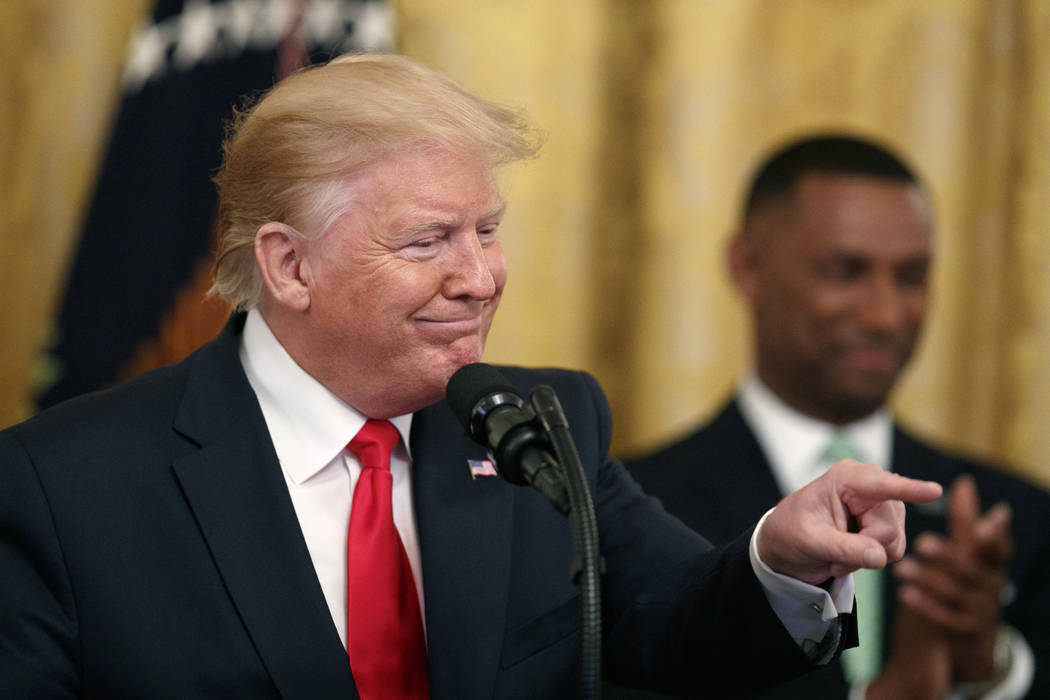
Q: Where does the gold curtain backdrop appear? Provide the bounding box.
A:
[3,1,1048,488]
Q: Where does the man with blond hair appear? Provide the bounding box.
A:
[0,56,940,699]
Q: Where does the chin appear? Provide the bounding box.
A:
[446,338,487,368]
[427,349,482,392]
[826,391,889,422]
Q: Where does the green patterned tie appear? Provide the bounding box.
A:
[821,431,883,684]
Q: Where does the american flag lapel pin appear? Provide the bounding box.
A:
[467,458,498,479]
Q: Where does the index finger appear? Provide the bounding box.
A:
[948,474,979,541]
[835,463,943,505]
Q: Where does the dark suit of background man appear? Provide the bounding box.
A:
[0,60,943,700]
[628,135,1050,699]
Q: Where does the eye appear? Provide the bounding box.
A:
[407,230,448,251]
[400,231,447,259]
[477,223,501,244]
[819,256,865,282]
[896,260,929,288]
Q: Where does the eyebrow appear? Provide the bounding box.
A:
[402,202,507,237]
[485,202,508,221]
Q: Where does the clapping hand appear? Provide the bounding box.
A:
[893,474,1013,684]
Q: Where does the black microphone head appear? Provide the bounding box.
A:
[446,363,520,431]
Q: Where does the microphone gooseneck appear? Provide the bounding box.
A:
[445,363,603,700]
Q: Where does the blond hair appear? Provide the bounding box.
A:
[210,53,540,309]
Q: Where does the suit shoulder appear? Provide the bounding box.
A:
[494,364,597,389]
[491,364,612,450]
[493,365,606,410]
[2,355,201,475]
[622,400,741,472]
[12,361,185,433]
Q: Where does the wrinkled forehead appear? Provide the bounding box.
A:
[319,144,505,236]
[356,143,501,202]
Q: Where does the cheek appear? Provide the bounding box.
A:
[802,288,857,331]
[373,260,444,309]
[486,246,508,292]
[905,294,927,327]
[776,287,831,331]
[776,297,844,361]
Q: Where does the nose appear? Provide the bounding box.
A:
[445,233,498,300]
[859,274,904,334]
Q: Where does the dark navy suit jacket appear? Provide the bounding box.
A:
[625,399,1050,699]
[1,319,820,699]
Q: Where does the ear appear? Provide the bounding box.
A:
[726,230,759,303]
[254,222,312,312]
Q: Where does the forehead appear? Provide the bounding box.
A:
[356,146,503,218]
[785,172,932,257]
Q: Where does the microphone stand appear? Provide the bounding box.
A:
[531,385,602,700]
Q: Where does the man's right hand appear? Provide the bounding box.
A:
[758,460,942,584]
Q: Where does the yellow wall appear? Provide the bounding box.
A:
[4,1,1049,488]
[0,1,151,421]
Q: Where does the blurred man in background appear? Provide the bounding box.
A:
[628,134,1050,699]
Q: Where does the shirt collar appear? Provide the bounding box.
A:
[238,308,414,484]
[737,374,892,495]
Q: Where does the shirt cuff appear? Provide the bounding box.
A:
[750,508,854,663]
[848,681,870,700]
[945,625,1034,700]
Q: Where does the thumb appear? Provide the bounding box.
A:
[821,529,888,578]
[973,502,1013,566]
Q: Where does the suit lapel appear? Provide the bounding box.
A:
[712,402,788,530]
[410,401,515,700]
[891,428,950,523]
[171,319,356,700]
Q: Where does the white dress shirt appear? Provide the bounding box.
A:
[738,375,890,495]
[238,309,424,648]
[737,375,1033,700]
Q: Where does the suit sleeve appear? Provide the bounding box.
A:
[1007,501,1050,698]
[0,430,79,699]
[565,372,814,698]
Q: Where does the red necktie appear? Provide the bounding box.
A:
[346,420,429,700]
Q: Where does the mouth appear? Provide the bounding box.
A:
[842,346,900,374]
[415,317,485,340]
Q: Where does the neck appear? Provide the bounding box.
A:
[753,370,881,426]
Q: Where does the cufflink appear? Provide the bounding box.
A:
[801,618,842,665]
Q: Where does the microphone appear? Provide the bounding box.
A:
[446,363,570,514]
[448,363,603,695]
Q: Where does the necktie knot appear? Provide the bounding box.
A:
[348,419,400,472]
[821,430,859,464]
